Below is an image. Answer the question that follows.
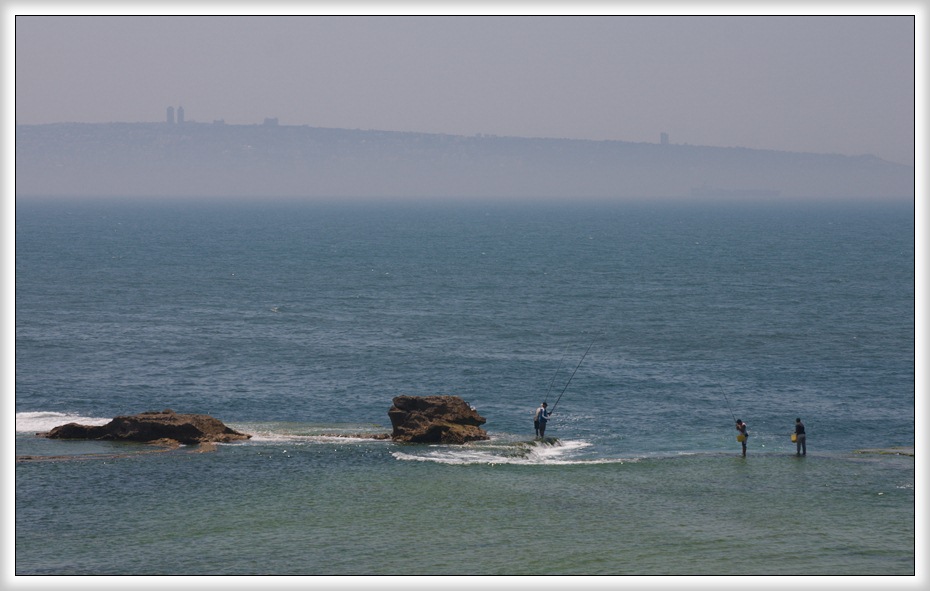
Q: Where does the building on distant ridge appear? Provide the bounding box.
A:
[177,106,185,124]
[661,132,669,145]
[167,106,175,124]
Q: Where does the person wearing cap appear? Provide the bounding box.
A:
[794,418,807,456]
[735,419,749,457]
[534,402,551,439]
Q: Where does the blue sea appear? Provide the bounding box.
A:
[13,196,916,577]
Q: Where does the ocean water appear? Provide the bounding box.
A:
[13,196,915,576]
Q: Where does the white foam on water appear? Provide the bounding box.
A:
[230,422,390,445]
[245,432,388,445]
[391,438,638,465]
[15,411,111,433]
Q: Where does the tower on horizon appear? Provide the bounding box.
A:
[177,106,185,124]
[167,106,175,124]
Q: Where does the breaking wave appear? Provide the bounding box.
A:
[15,411,111,433]
[391,437,638,465]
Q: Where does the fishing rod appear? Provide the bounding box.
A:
[721,391,737,422]
[542,348,570,405]
[550,333,599,413]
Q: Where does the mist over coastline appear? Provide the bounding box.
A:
[15,121,913,200]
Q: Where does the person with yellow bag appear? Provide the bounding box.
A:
[793,418,807,456]
[735,419,749,457]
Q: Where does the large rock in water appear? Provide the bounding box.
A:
[42,409,251,445]
[388,395,489,444]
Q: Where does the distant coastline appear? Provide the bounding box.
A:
[690,184,781,198]
[15,121,913,199]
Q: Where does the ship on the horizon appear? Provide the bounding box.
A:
[690,183,781,198]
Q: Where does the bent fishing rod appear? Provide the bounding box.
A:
[722,391,737,423]
[550,333,600,414]
[542,348,569,405]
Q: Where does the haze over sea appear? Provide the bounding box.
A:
[14,195,914,576]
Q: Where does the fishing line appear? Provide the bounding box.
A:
[721,391,737,423]
[550,333,600,413]
[542,347,569,405]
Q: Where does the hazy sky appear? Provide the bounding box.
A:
[12,13,918,165]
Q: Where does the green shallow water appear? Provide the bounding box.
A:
[15,435,914,575]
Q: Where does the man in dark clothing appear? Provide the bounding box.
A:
[736,419,748,457]
[795,418,807,456]
[534,402,550,439]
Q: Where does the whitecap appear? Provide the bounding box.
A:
[228,421,390,445]
[391,438,637,466]
[16,411,111,433]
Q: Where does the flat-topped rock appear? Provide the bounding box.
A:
[388,395,488,444]
[41,409,251,445]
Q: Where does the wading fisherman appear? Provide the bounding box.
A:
[534,402,550,439]
[794,418,806,456]
[735,419,748,457]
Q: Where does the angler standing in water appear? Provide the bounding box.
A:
[794,417,807,456]
[537,334,598,440]
[534,402,550,439]
[735,419,749,457]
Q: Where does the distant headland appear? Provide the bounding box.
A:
[15,118,913,199]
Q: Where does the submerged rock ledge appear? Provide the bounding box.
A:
[853,447,914,457]
[320,432,391,440]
